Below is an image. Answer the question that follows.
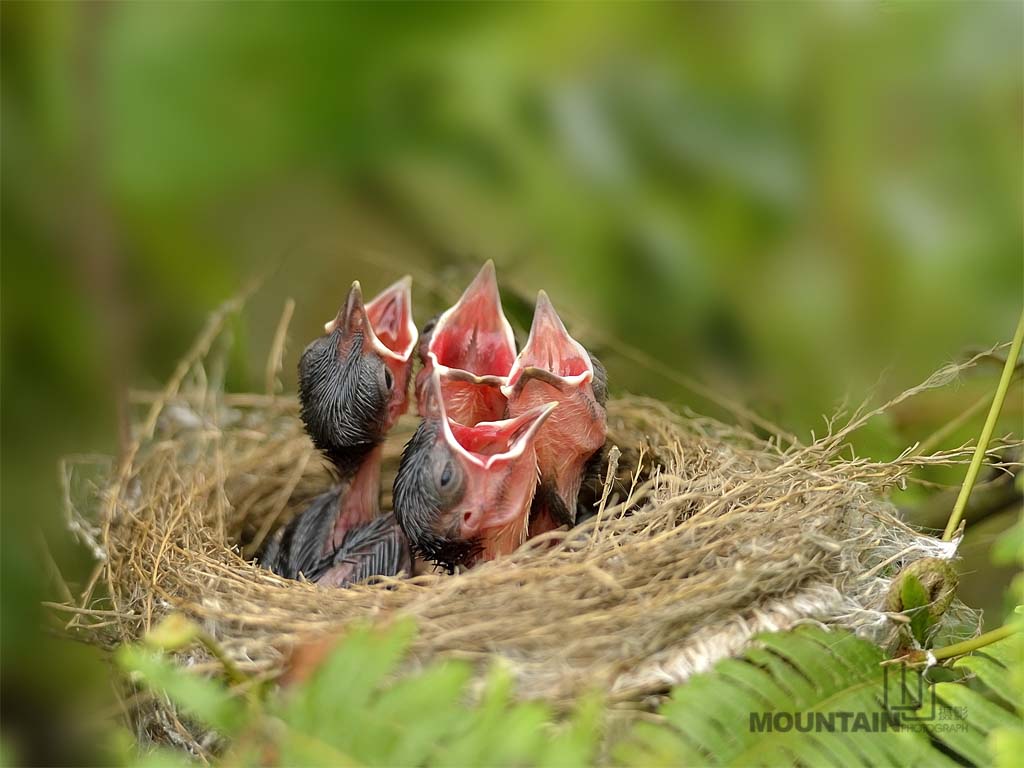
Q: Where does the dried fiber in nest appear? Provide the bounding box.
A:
[56,302,995,715]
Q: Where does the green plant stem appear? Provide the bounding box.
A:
[930,622,1020,661]
[943,309,1024,541]
[885,621,1021,666]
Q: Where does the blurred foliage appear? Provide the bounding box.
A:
[113,617,1021,767]
[118,618,602,767]
[2,1,1021,763]
[987,523,1024,768]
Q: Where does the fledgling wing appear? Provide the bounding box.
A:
[259,487,343,580]
[309,513,413,587]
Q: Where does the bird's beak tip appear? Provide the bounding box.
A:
[326,280,368,335]
[531,290,565,331]
[466,260,500,299]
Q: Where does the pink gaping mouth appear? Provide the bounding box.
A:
[365,276,417,362]
[504,290,591,392]
[428,261,516,381]
[447,402,557,467]
[324,277,417,363]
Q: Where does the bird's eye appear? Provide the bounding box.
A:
[383,367,394,391]
[439,462,453,487]
[433,457,463,504]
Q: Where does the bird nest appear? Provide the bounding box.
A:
[54,298,989,749]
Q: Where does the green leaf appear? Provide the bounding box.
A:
[914,687,988,766]
[972,628,1024,670]
[117,646,247,735]
[267,619,604,767]
[953,653,1017,707]
[613,720,705,767]
[936,683,1018,732]
[358,660,472,765]
[143,614,200,652]
[617,626,964,767]
[537,693,603,768]
[439,664,550,767]
[920,630,1022,766]
[278,618,416,749]
[991,725,1024,768]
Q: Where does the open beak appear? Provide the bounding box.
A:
[420,370,555,544]
[445,401,557,540]
[428,260,516,381]
[503,290,592,396]
[365,276,417,362]
[446,401,558,471]
[325,277,417,363]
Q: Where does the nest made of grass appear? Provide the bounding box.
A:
[54,299,997,733]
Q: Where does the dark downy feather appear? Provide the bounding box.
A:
[306,513,413,586]
[298,329,390,473]
[590,352,609,407]
[259,487,344,580]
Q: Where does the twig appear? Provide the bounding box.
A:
[244,450,312,557]
[821,346,1003,456]
[943,309,1024,541]
[915,390,999,457]
[265,298,295,396]
[590,445,622,546]
[595,331,800,447]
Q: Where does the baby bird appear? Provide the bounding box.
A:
[502,291,608,536]
[299,276,416,471]
[262,277,416,580]
[394,372,556,571]
[415,261,516,425]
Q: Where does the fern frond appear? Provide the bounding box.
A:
[617,626,1022,767]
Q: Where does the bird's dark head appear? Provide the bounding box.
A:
[394,373,556,570]
[415,260,516,423]
[299,277,417,465]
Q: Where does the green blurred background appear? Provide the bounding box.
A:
[2,2,1021,764]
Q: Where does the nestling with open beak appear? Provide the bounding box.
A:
[394,372,557,571]
[261,277,416,580]
[415,260,516,425]
[299,276,417,470]
[503,291,608,536]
